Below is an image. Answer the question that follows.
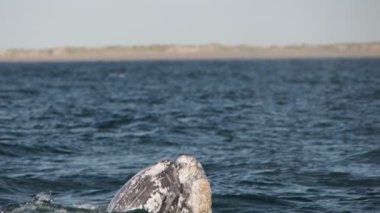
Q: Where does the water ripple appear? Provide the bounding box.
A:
[1,59,380,212]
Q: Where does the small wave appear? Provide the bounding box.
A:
[280,196,313,203]
[0,192,149,213]
[1,203,148,213]
[1,203,102,213]
[0,142,77,158]
[94,115,134,130]
[0,143,32,158]
[350,148,380,164]
[318,172,380,188]
[213,193,293,207]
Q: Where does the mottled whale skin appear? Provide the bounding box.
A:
[106,160,180,212]
[176,155,212,213]
[106,155,211,213]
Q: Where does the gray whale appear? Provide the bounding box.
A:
[106,155,212,213]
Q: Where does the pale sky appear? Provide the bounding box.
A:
[0,0,379,50]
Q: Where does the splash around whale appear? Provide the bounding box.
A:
[106,155,212,213]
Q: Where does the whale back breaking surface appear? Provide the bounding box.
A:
[106,160,180,213]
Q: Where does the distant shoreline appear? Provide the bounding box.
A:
[1,43,380,62]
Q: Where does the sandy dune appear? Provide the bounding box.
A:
[1,43,380,62]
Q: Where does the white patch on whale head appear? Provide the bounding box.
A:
[143,161,168,177]
[176,155,205,185]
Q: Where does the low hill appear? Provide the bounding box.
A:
[1,43,380,61]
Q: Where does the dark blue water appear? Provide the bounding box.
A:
[0,59,380,213]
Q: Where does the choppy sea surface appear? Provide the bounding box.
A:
[0,59,379,213]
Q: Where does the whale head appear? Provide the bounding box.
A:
[176,155,212,213]
[176,155,206,185]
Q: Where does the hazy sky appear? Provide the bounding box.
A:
[1,0,380,50]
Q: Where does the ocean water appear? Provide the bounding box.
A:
[0,59,379,213]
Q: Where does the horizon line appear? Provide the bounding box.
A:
[2,41,380,51]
